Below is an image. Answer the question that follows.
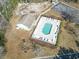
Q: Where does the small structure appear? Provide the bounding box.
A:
[16,14,37,31]
[31,16,61,46]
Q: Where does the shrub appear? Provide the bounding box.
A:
[0,0,26,21]
[0,31,5,46]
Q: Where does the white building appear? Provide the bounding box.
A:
[31,16,61,46]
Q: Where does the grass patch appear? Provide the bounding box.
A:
[0,0,26,21]
[75,24,79,28]
[27,0,48,3]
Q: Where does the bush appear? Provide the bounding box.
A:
[0,31,5,46]
[0,0,26,21]
[75,24,79,28]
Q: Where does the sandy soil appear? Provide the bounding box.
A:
[4,15,58,59]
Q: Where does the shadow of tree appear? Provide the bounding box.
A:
[75,40,79,47]
[0,31,5,46]
[58,47,78,56]
[53,47,79,59]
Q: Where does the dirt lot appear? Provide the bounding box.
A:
[4,14,58,59]
[4,3,79,59]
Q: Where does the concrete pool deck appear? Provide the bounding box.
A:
[32,16,61,45]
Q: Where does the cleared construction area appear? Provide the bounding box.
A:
[4,1,79,59]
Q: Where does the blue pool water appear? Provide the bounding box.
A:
[42,23,52,35]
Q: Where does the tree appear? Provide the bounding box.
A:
[0,31,5,46]
[73,0,78,2]
[0,0,26,21]
[64,0,78,3]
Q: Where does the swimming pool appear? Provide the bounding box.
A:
[42,23,52,35]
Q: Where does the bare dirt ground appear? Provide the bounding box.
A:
[4,15,58,59]
[58,21,79,50]
[4,3,79,59]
